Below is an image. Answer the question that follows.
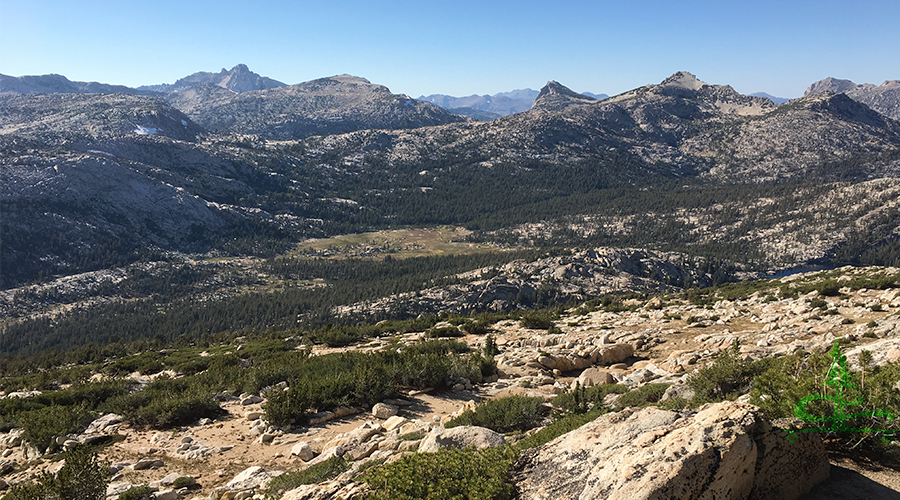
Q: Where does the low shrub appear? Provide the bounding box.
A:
[520,311,557,330]
[3,446,109,500]
[17,402,93,453]
[687,341,769,402]
[616,383,671,408]
[445,395,547,434]
[101,376,220,429]
[553,384,627,414]
[118,485,153,500]
[363,409,607,499]
[265,456,348,499]
[361,446,517,500]
[426,326,463,338]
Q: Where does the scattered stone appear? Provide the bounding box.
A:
[241,395,263,405]
[290,442,314,461]
[226,466,283,492]
[133,458,165,470]
[372,403,398,419]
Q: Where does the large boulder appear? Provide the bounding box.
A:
[225,466,283,492]
[597,343,634,365]
[577,367,614,387]
[418,425,506,453]
[512,401,829,500]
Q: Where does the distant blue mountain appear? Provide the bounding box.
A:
[418,87,607,120]
[749,92,791,104]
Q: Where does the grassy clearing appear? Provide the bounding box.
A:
[289,226,498,260]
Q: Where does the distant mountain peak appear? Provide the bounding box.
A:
[139,64,286,94]
[803,76,900,120]
[749,92,791,104]
[330,74,372,85]
[803,77,859,97]
[660,71,707,90]
[532,81,596,111]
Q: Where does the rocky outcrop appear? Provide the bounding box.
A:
[531,81,597,112]
[170,74,467,140]
[512,401,829,500]
[418,425,506,453]
[804,77,900,120]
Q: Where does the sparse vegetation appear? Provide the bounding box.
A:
[445,395,548,434]
[265,456,349,499]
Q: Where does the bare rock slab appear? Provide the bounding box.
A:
[512,401,829,500]
[418,425,506,453]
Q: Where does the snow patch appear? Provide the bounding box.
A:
[134,125,159,135]
[87,150,115,157]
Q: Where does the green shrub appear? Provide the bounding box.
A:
[102,377,220,429]
[172,476,195,488]
[402,339,469,356]
[17,402,93,453]
[520,311,556,330]
[265,353,395,427]
[461,319,491,335]
[265,456,348,498]
[362,446,516,500]
[745,343,900,453]
[687,341,768,402]
[483,335,500,356]
[398,430,426,441]
[553,384,627,415]
[427,326,463,338]
[3,446,109,500]
[118,485,153,500]
[445,395,547,434]
[616,383,671,408]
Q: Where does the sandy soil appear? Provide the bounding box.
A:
[96,391,479,497]
[800,458,900,500]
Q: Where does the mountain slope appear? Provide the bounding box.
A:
[0,93,301,287]
[301,72,900,183]
[804,77,900,120]
[0,73,157,96]
[5,71,900,290]
[170,74,468,139]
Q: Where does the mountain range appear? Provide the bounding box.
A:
[804,76,900,120]
[417,88,609,120]
[2,66,900,293]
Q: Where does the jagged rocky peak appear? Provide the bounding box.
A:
[531,80,597,111]
[659,71,707,90]
[140,64,286,94]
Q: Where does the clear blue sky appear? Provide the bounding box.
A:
[1,0,898,98]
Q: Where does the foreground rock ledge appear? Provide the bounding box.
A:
[512,401,829,500]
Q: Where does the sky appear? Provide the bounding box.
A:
[1,0,898,99]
